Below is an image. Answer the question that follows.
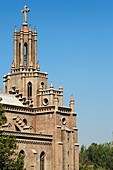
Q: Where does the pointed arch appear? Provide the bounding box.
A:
[27,82,32,99]
[40,151,45,170]
[19,149,25,156]
[23,118,27,125]
[24,42,27,66]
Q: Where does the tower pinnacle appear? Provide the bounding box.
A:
[21,5,30,26]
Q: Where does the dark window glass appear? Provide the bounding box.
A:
[24,43,27,66]
[27,82,32,99]
[40,152,45,170]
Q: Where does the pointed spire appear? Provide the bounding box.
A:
[70,95,74,102]
[11,61,15,73]
[34,26,37,33]
[59,83,63,90]
[50,81,54,89]
[21,5,30,27]
[11,60,15,68]
[69,95,75,112]
[37,63,40,71]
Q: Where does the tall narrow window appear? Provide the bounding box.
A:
[19,150,25,161]
[24,43,27,66]
[27,82,32,99]
[40,152,45,170]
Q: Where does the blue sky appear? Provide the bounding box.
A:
[0,0,113,146]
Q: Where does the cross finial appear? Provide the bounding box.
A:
[21,5,30,26]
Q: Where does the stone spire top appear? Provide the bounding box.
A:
[50,81,54,89]
[21,5,30,26]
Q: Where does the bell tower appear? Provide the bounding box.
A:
[3,5,48,107]
[14,5,37,69]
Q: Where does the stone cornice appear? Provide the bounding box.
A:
[0,130,53,141]
[17,139,52,145]
[4,105,55,115]
[3,104,75,116]
[4,69,48,78]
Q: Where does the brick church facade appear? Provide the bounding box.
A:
[0,6,79,170]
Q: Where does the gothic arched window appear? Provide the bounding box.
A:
[27,82,32,99]
[23,118,27,125]
[40,152,45,170]
[19,150,25,161]
[19,150,25,156]
[24,42,27,66]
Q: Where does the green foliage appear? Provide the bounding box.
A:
[0,134,25,170]
[15,154,25,170]
[0,101,25,170]
[0,98,6,126]
[79,142,113,170]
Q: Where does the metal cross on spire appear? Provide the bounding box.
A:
[21,5,30,26]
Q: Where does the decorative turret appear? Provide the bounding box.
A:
[37,62,40,71]
[59,83,63,91]
[50,81,54,89]
[11,61,15,68]
[69,95,75,112]
[34,26,37,33]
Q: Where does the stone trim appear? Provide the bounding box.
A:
[5,105,33,114]
[56,111,71,116]
[4,104,74,116]
[72,112,77,116]
[17,139,52,145]
[4,69,48,78]
[73,127,78,131]
[75,143,79,146]
[34,106,55,113]
[4,105,55,115]
[58,142,63,145]
[0,130,53,140]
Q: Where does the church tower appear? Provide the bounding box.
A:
[3,5,48,107]
[1,6,79,170]
[14,6,37,70]
[3,5,64,109]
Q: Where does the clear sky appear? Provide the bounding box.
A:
[0,0,113,146]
